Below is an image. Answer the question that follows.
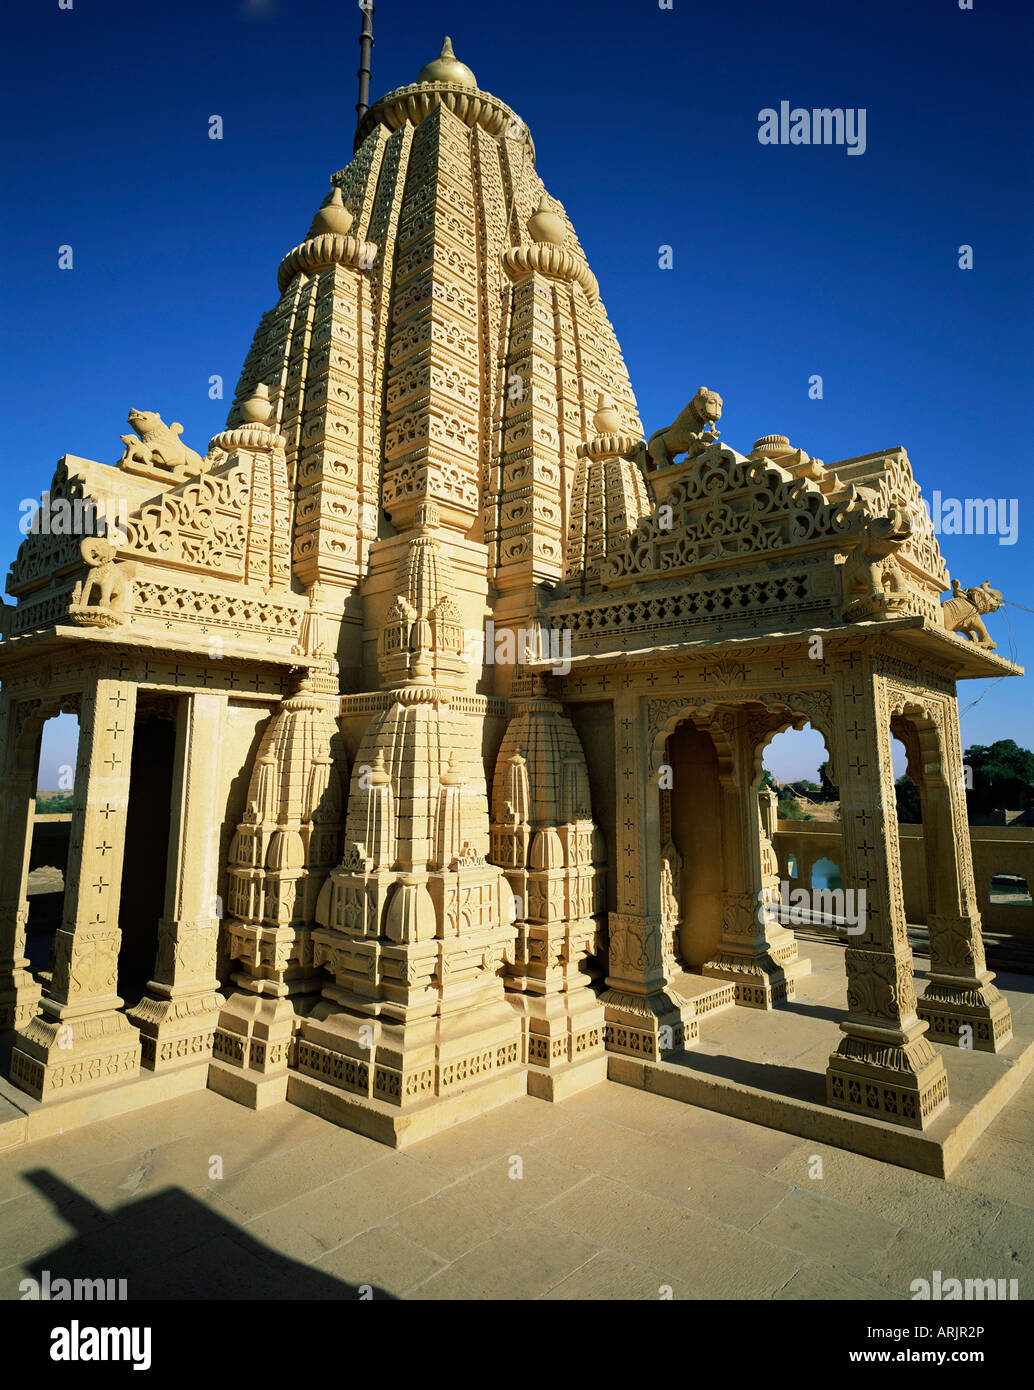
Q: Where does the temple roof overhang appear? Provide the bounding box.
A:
[526,615,1023,688]
[0,621,332,683]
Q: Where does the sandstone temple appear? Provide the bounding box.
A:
[0,38,1024,1164]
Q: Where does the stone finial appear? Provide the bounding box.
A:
[308,185,354,240]
[240,383,273,425]
[527,197,566,248]
[593,393,621,435]
[751,435,791,458]
[417,36,477,88]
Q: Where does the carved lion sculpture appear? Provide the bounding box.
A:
[841,507,912,618]
[70,536,131,627]
[118,409,204,475]
[941,579,1003,650]
[646,387,723,469]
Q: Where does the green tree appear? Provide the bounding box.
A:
[895,776,922,823]
[777,790,812,822]
[964,740,1034,814]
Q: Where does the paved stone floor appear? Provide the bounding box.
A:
[0,1066,1031,1300]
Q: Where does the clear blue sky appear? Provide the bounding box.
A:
[3,0,1031,787]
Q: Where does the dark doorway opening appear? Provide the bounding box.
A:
[117,709,176,1003]
[26,711,80,985]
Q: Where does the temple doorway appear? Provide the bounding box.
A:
[666,720,726,969]
[117,704,177,1003]
[26,711,80,984]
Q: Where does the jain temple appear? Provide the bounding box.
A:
[0,37,1027,1172]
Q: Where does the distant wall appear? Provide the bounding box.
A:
[773,820,1034,940]
[28,813,71,872]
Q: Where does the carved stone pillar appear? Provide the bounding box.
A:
[601,693,697,1059]
[490,693,607,1100]
[126,693,225,1071]
[701,716,810,1007]
[912,699,1012,1052]
[10,673,141,1101]
[0,693,43,1033]
[825,659,948,1129]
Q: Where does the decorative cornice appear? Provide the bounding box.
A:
[502,242,598,304]
[208,421,285,455]
[277,231,379,295]
[355,81,536,160]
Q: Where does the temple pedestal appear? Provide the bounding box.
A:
[290,996,525,1145]
[210,990,318,1108]
[512,989,607,1101]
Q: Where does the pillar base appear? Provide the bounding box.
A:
[212,990,314,1079]
[9,1006,141,1102]
[0,960,42,1034]
[826,1025,949,1130]
[600,985,699,1060]
[701,936,811,1009]
[125,986,225,1073]
[509,987,607,1101]
[917,975,1013,1053]
[208,1059,289,1110]
[287,1065,526,1148]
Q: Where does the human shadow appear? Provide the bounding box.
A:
[17,1169,397,1301]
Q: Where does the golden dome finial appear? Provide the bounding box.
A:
[308,185,354,239]
[417,35,477,88]
[240,383,273,425]
[527,196,566,247]
[593,393,621,435]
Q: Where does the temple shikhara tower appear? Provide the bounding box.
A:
[0,37,1022,1159]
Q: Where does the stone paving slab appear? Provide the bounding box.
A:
[0,1064,1030,1300]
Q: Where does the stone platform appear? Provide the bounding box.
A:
[611,937,1034,1177]
[0,1064,1031,1300]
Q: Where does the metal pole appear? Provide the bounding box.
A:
[355,1,375,145]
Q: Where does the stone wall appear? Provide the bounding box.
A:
[773,819,1034,939]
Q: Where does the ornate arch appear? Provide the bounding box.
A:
[885,689,947,788]
[648,688,835,789]
[647,697,735,780]
[11,694,81,783]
